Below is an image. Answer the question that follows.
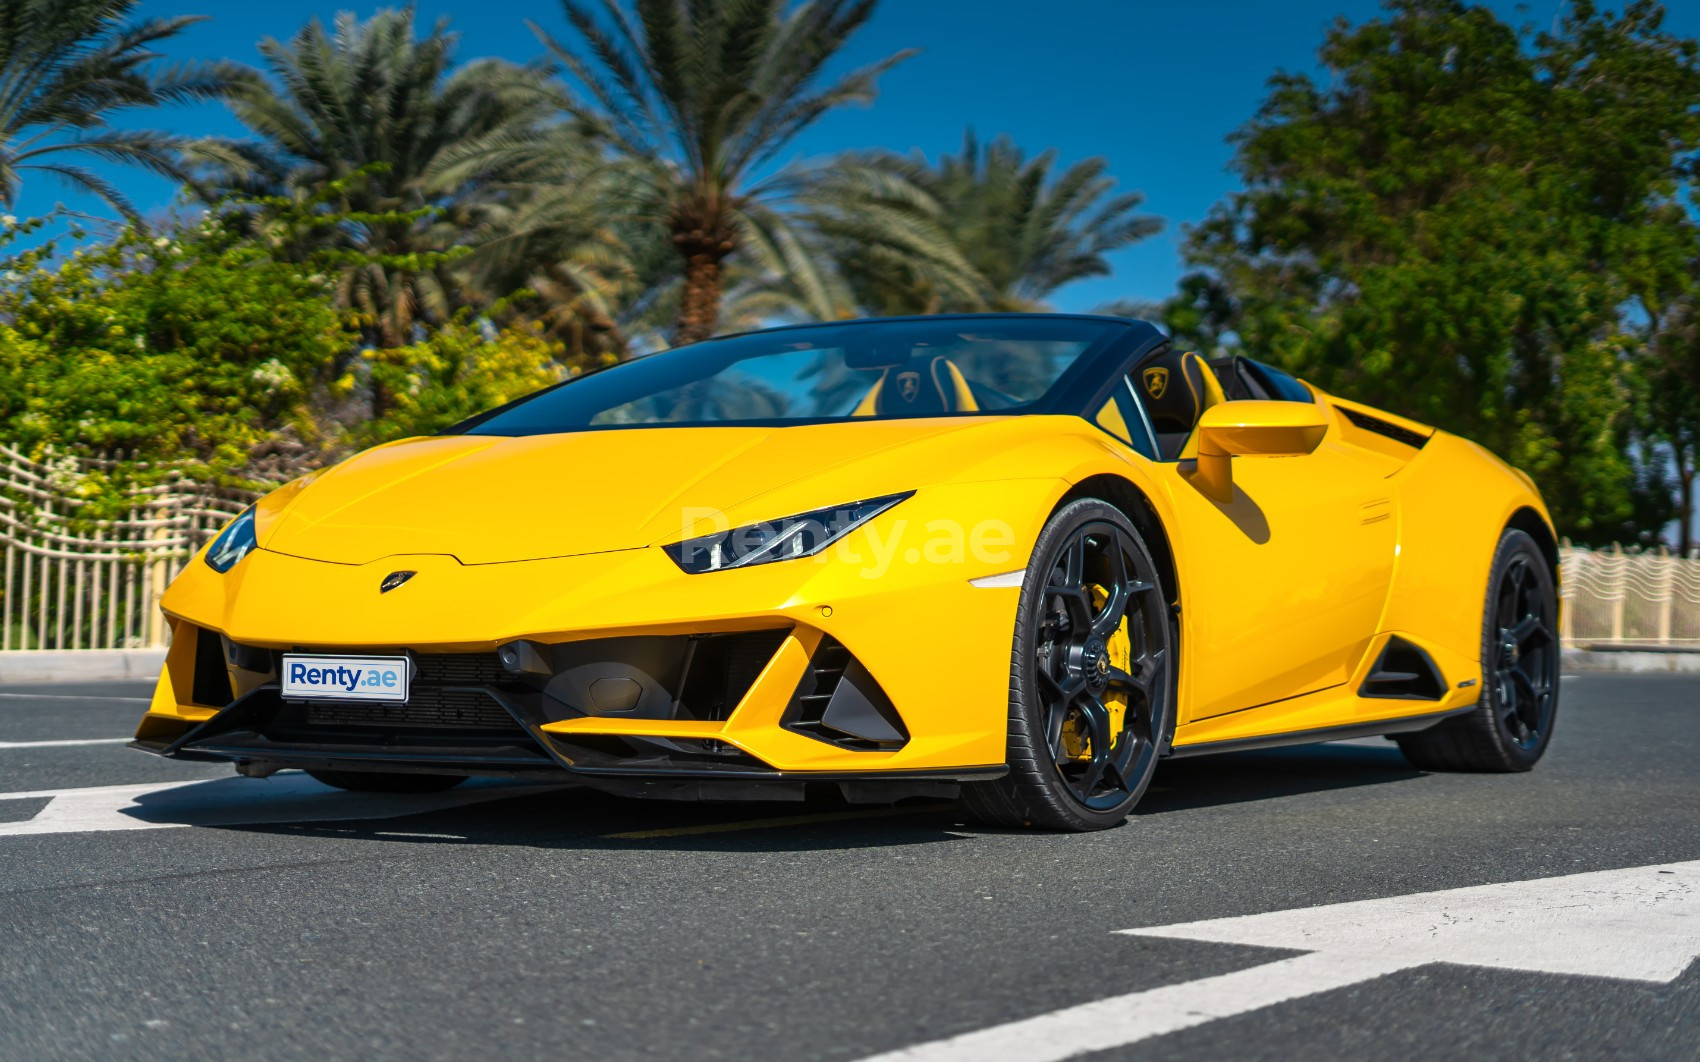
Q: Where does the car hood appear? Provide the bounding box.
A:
[257,419,1013,565]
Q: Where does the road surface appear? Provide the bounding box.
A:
[0,673,1695,1060]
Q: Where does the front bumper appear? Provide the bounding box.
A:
[136,480,1062,788]
[135,625,1006,796]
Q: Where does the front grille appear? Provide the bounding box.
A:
[305,688,520,730]
[297,652,524,732]
[412,652,511,686]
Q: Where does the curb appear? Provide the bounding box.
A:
[1563,648,1700,674]
[0,649,165,685]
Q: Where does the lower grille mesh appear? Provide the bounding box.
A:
[305,688,520,731]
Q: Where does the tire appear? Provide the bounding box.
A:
[306,769,468,793]
[962,499,1176,831]
[1397,529,1559,772]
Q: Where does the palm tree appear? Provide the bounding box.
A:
[210,9,554,345]
[0,0,240,218]
[525,0,967,345]
[841,132,1163,315]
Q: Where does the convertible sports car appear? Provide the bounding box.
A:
[133,314,1560,831]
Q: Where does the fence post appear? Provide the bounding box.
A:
[1609,542,1626,644]
[1657,546,1674,646]
[147,498,171,648]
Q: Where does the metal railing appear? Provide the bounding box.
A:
[1560,543,1700,649]
[0,445,255,650]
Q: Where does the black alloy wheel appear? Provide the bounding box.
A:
[1489,550,1559,750]
[963,499,1174,830]
[1397,529,1560,772]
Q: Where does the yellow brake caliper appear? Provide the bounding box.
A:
[1060,584,1133,761]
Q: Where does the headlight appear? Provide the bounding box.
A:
[664,492,913,574]
[204,506,257,573]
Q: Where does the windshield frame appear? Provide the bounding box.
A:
[444,314,1165,437]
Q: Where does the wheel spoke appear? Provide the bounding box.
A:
[1045,586,1094,628]
[1509,614,1550,647]
[1063,533,1086,588]
[1038,666,1086,703]
[1046,715,1072,767]
[1079,694,1114,762]
[1108,650,1162,703]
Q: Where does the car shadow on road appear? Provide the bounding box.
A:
[208,788,973,853]
[1142,740,1424,814]
[188,741,1425,852]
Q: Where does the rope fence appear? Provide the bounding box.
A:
[2,443,1698,652]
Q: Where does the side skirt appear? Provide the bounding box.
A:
[1165,703,1476,759]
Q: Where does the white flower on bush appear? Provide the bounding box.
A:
[1,214,15,228]
[251,358,294,392]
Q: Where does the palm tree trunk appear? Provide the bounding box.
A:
[674,249,725,347]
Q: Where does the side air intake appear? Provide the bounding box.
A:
[1339,406,1429,449]
[784,637,909,751]
[1359,636,1447,700]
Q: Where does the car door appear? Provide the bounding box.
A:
[1126,357,1398,721]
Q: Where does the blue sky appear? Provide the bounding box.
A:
[16,1,1700,309]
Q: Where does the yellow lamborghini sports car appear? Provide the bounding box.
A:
[134,315,1561,831]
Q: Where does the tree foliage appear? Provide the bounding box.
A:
[1165,0,1700,542]
[0,0,242,218]
[207,8,555,345]
[509,0,974,344]
[837,132,1162,315]
[0,200,608,495]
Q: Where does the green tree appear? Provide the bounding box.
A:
[210,8,554,345]
[0,211,357,490]
[0,199,609,494]
[520,0,968,345]
[840,133,1161,315]
[0,0,240,217]
[1165,0,1700,542]
[356,315,616,447]
[1647,261,1700,556]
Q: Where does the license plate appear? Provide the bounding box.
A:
[281,654,410,702]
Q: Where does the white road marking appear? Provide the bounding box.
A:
[0,737,132,749]
[0,774,550,837]
[860,859,1700,1062]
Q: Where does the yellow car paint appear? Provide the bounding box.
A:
[138,356,1555,779]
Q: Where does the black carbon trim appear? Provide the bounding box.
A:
[1338,406,1429,449]
[1165,704,1476,758]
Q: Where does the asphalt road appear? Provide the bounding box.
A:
[0,673,1696,1061]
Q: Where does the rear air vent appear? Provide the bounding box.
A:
[1359,636,1447,700]
[1339,406,1429,449]
[783,637,908,751]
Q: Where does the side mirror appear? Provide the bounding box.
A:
[1186,400,1328,501]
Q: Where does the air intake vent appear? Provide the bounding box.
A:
[190,626,234,709]
[784,637,908,751]
[1339,406,1429,449]
[1359,636,1447,700]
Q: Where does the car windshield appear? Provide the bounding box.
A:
[457,317,1124,435]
